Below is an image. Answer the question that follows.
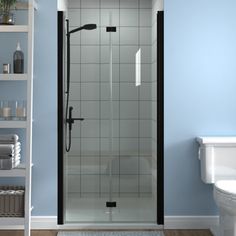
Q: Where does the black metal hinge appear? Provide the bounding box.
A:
[106,201,117,207]
[106,27,116,32]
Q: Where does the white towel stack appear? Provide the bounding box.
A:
[0,134,21,169]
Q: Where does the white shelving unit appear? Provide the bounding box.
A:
[0,1,36,236]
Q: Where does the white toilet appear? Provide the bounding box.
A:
[197,137,236,236]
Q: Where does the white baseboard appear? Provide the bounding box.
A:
[0,215,219,233]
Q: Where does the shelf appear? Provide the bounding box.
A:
[0,74,27,81]
[0,217,24,226]
[0,25,28,33]
[0,164,26,177]
[0,121,27,129]
[15,1,38,10]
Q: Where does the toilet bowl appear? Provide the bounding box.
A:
[196,137,236,236]
[214,180,236,236]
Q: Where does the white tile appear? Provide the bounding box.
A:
[139,101,151,119]
[120,9,138,27]
[141,64,152,82]
[101,174,119,193]
[120,27,139,45]
[101,0,119,9]
[81,83,99,100]
[140,27,152,45]
[140,83,152,100]
[100,138,119,156]
[151,81,157,100]
[81,120,99,137]
[81,9,99,26]
[140,175,152,193]
[120,83,138,100]
[71,125,81,138]
[120,46,139,63]
[120,175,138,193]
[68,0,81,8]
[101,64,120,82]
[120,156,139,174]
[81,156,100,174]
[101,27,120,45]
[140,120,152,138]
[101,45,119,63]
[68,175,80,193]
[140,138,152,155]
[70,83,81,100]
[140,0,152,9]
[120,120,138,137]
[140,45,152,63]
[120,138,139,156]
[120,0,139,9]
[152,20,157,42]
[101,120,119,138]
[81,138,99,155]
[81,175,100,193]
[81,64,99,82]
[120,64,135,82]
[139,156,152,175]
[101,9,119,27]
[69,138,81,155]
[68,9,81,27]
[81,101,100,119]
[81,46,99,63]
[152,41,157,62]
[101,101,119,119]
[81,28,100,45]
[101,83,119,100]
[70,27,81,45]
[71,64,81,82]
[81,0,100,8]
[152,62,157,81]
[140,9,152,27]
[70,46,80,63]
[120,101,138,119]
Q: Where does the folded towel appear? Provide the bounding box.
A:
[0,134,19,144]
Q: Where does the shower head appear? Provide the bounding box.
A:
[68,24,97,35]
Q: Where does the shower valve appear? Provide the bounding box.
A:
[66,106,84,131]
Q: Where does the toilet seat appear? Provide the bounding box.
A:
[215,180,236,196]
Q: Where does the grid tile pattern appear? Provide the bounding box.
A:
[67,0,153,197]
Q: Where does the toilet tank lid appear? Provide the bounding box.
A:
[196,136,236,145]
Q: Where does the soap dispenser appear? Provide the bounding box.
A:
[13,42,24,74]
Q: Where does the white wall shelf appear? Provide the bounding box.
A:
[0,164,26,177]
[0,121,27,129]
[0,1,35,235]
[0,26,28,33]
[0,217,24,226]
[0,74,28,81]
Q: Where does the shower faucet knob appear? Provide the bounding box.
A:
[67,106,84,131]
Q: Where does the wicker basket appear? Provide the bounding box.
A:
[0,186,24,217]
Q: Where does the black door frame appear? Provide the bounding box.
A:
[57,10,164,225]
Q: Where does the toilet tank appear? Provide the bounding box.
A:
[196,137,236,183]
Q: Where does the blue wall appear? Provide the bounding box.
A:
[165,0,236,215]
[3,0,236,217]
[32,0,57,215]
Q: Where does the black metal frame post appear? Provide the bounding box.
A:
[157,10,164,225]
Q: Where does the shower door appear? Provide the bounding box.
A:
[60,0,161,224]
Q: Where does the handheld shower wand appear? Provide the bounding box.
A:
[65,20,97,152]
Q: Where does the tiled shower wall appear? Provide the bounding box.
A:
[67,0,153,197]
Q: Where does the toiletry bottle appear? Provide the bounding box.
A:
[13,42,24,74]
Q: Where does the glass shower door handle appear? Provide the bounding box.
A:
[66,106,84,131]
